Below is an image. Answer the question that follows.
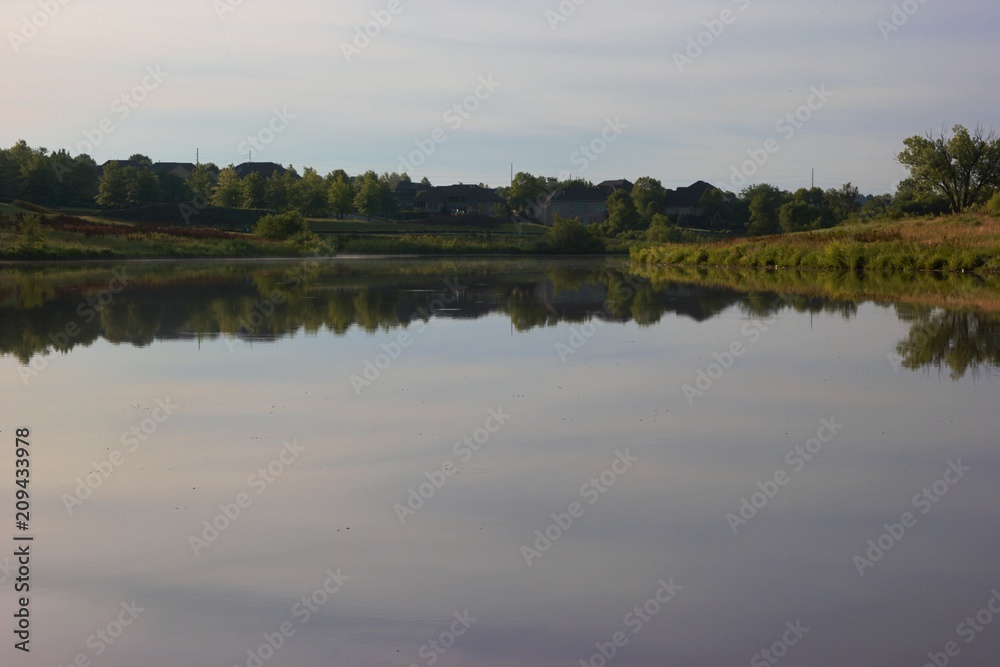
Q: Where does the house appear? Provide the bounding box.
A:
[394,181,426,211]
[233,162,296,180]
[538,185,611,226]
[152,162,196,181]
[664,181,716,222]
[537,180,632,226]
[414,184,505,216]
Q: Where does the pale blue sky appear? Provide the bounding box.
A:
[4,0,997,194]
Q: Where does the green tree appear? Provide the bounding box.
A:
[377,172,399,218]
[645,213,680,243]
[601,190,641,236]
[16,213,48,251]
[297,168,329,217]
[186,164,217,202]
[125,166,162,206]
[96,161,130,208]
[508,172,548,218]
[264,172,294,211]
[898,125,1000,213]
[632,177,667,222]
[51,151,99,204]
[327,172,355,219]
[824,183,862,221]
[242,172,267,209]
[18,151,58,204]
[778,188,834,233]
[742,184,786,236]
[354,171,382,220]
[212,168,244,208]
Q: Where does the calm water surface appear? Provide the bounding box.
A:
[1,258,999,667]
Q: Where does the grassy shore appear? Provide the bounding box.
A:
[0,205,622,259]
[632,215,1000,274]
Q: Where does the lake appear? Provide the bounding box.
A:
[1,257,999,667]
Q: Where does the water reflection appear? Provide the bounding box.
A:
[2,259,998,379]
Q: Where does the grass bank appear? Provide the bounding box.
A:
[0,211,317,260]
[632,215,1000,274]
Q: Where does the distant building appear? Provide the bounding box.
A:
[152,162,196,181]
[414,184,505,215]
[233,162,296,180]
[664,180,716,223]
[395,181,426,211]
[538,179,718,226]
[538,185,612,226]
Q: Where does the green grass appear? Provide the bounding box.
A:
[632,214,1000,275]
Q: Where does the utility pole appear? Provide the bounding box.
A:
[811,168,815,189]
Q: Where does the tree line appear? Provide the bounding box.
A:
[2,124,998,238]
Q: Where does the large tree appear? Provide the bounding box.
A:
[631,176,667,222]
[897,125,1000,213]
[742,184,787,236]
[601,190,642,237]
[96,161,130,208]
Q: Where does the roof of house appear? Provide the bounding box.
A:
[598,179,634,193]
[152,162,197,179]
[415,184,504,204]
[664,181,716,208]
[233,162,294,179]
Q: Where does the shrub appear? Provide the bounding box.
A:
[545,216,605,254]
[254,211,309,240]
[17,214,48,251]
[987,192,1000,216]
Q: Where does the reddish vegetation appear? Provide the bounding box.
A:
[38,214,245,241]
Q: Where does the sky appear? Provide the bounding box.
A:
[3,0,998,195]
